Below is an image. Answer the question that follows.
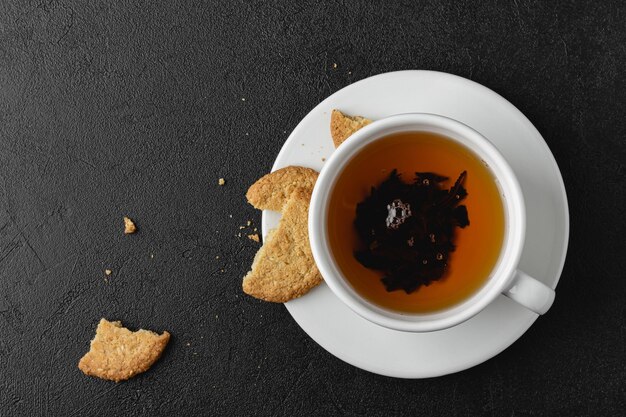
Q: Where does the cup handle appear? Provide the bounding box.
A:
[503,270,555,314]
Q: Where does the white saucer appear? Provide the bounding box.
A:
[262,70,569,378]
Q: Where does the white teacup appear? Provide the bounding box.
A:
[309,113,555,332]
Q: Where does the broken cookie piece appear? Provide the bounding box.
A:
[246,166,318,212]
[78,318,170,382]
[123,217,137,234]
[243,188,322,302]
[330,109,373,148]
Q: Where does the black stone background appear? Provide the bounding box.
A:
[0,1,624,416]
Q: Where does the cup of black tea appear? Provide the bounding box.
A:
[309,113,555,332]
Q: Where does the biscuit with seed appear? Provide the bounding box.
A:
[78,318,170,382]
[243,188,322,302]
[330,109,373,148]
[246,166,318,212]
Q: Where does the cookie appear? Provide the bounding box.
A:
[330,109,373,148]
[78,318,170,382]
[243,187,322,302]
[246,166,318,212]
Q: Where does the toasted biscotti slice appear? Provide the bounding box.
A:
[78,319,170,382]
[243,187,322,302]
[330,109,373,148]
[246,166,318,212]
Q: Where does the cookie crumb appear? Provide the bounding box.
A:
[246,220,252,226]
[218,178,225,186]
[241,97,246,101]
[123,217,137,234]
[105,269,112,276]
[215,255,220,259]
[247,234,260,242]
[322,157,326,162]
[332,63,338,69]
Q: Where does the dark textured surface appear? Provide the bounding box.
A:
[0,1,624,416]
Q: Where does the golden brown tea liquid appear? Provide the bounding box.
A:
[327,131,505,313]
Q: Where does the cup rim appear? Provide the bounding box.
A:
[309,112,526,332]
